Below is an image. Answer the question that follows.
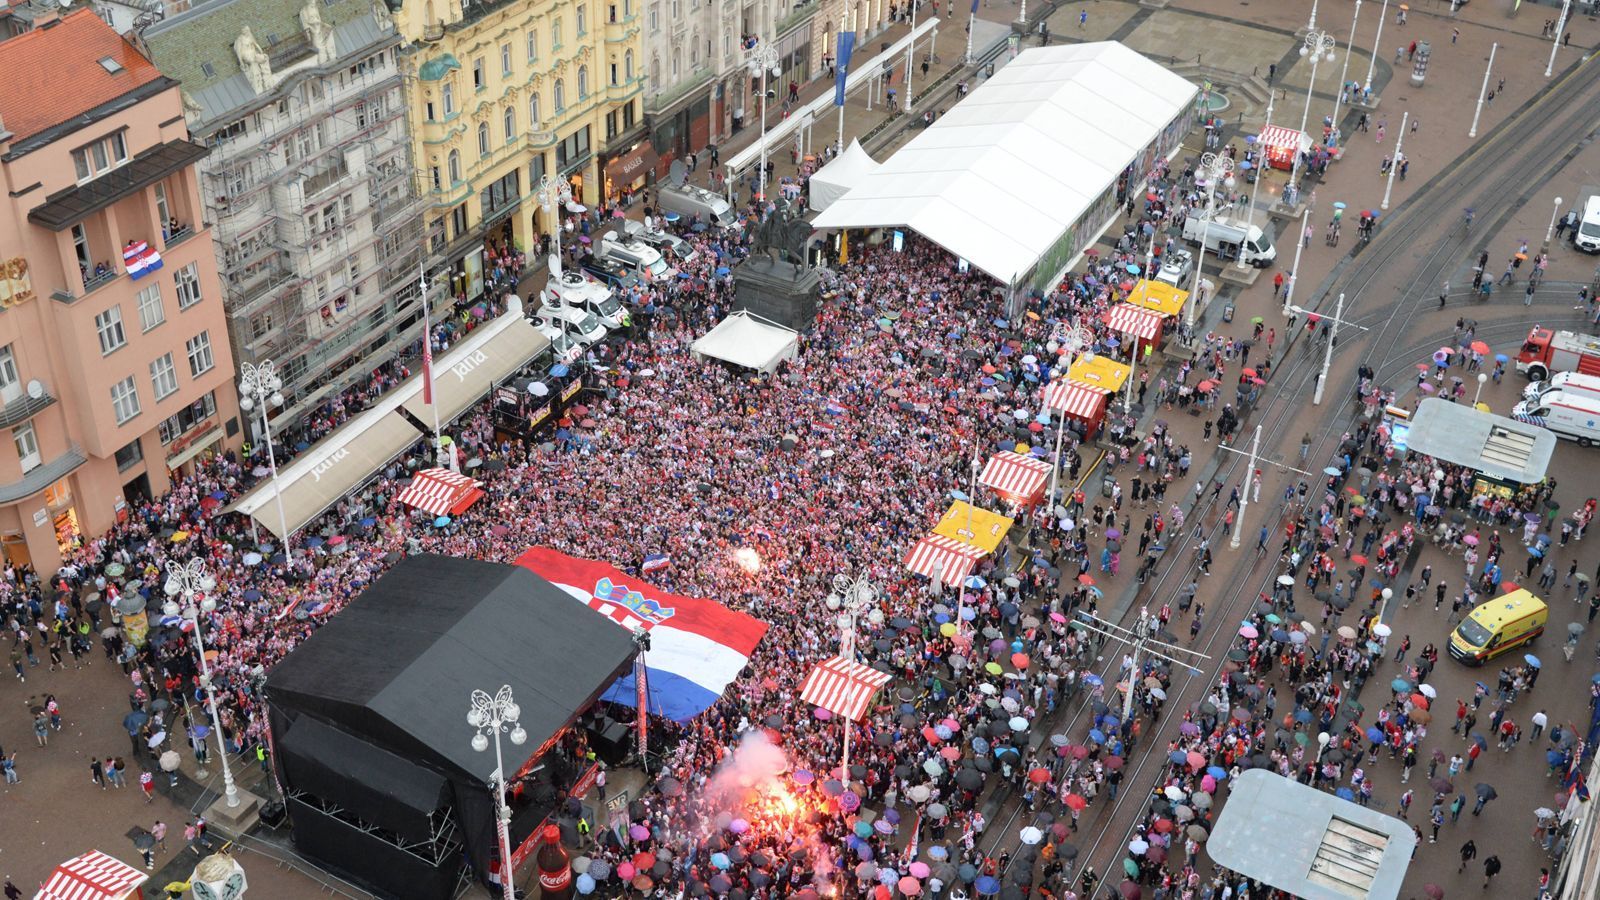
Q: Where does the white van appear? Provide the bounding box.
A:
[1512,390,1600,447]
[598,231,675,282]
[656,183,738,228]
[1575,196,1600,253]
[542,266,628,329]
[1522,371,1600,404]
[531,304,609,348]
[1181,213,1277,267]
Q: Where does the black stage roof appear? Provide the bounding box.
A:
[266,553,638,784]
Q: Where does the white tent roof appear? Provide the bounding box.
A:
[691,310,800,373]
[813,42,1197,286]
[808,139,882,213]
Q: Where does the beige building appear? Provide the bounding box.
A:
[0,10,239,573]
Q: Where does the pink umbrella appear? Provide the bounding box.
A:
[1201,774,1217,793]
[909,862,931,879]
[1186,751,1205,769]
[898,876,923,895]
[1238,624,1258,639]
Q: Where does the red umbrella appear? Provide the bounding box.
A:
[1065,793,1088,811]
[1028,767,1051,783]
[1104,755,1124,770]
[1410,693,1430,709]
[1012,653,1031,669]
[1241,368,1258,377]
[1078,574,1096,586]
[1470,341,1491,355]
[1423,884,1444,900]
[1350,554,1368,565]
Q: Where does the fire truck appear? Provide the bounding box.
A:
[1515,326,1600,381]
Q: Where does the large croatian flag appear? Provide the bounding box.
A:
[515,547,770,722]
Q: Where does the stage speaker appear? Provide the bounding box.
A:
[259,800,288,828]
[591,720,632,765]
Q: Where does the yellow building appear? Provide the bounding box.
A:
[392,0,646,297]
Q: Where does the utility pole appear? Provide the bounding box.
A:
[1363,0,1389,97]
[1069,612,1209,725]
[1547,0,1572,78]
[1212,428,1319,551]
[1283,206,1311,316]
[1469,43,1497,139]
[1288,293,1370,405]
[1330,0,1362,141]
[1381,110,1408,211]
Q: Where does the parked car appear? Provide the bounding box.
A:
[579,256,641,291]
[1154,247,1195,288]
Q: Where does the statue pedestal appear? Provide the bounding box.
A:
[732,258,821,331]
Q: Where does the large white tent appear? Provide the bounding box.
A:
[808,139,882,213]
[691,310,801,373]
[813,42,1197,288]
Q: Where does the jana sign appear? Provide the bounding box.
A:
[310,446,350,482]
[451,349,490,382]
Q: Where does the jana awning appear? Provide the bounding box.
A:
[800,655,893,721]
[1044,379,1110,421]
[1103,303,1165,342]
[34,850,149,900]
[226,312,548,540]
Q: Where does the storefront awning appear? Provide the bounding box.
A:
[605,141,661,187]
[226,312,548,540]
[979,451,1053,505]
[932,500,1013,554]
[1067,354,1131,393]
[1044,379,1110,421]
[1103,303,1165,342]
[1123,279,1190,317]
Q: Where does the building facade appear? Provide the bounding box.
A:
[136,0,431,433]
[641,0,892,181]
[0,10,239,572]
[392,0,645,298]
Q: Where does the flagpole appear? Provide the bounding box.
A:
[419,260,448,471]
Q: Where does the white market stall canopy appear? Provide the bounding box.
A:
[691,310,800,373]
[808,139,881,213]
[813,42,1197,286]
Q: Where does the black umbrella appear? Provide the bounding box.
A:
[659,777,684,797]
[874,731,895,746]
[132,831,155,850]
[1057,842,1079,859]
[957,768,985,790]
[1475,783,1497,800]
[974,756,995,773]
[1011,866,1034,885]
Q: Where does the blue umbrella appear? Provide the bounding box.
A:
[305,536,324,548]
[1169,750,1187,764]
[1332,201,1347,210]
[961,607,977,621]
[1366,726,1384,743]
[358,517,376,527]
[1125,263,1141,275]
[1335,787,1354,800]
[715,266,731,276]
[1525,654,1542,668]
[1084,674,1103,686]
[1323,466,1342,476]
[1294,709,1313,723]
[1391,678,1413,692]
[934,613,950,624]
[965,575,987,590]
[950,489,970,501]
[662,212,681,222]
[1089,728,1106,743]
[433,516,451,527]
[1206,766,1227,781]
[975,876,1001,895]
[242,589,262,602]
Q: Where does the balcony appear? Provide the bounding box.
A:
[0,389,57,430]
[422,23,445,41]
[647,67,715,113]
[0,444,85,504]
[164,224,197,249]
[29,140,209,233]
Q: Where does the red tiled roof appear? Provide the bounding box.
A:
[0,10,164,144]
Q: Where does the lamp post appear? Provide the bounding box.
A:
[1330,0,1362,142]
[1380,110,1409,211]
[905,0,919,113]
[1237,87,1275,272]
[1547,197,1565,245]
[1290,30,1337,209]
[1315,731,1331,764]
[1547,0,1572,78]
[469,685,528,900]
[1283,206,1311,315]
[1362,0,1389,99]
[825,574,881,779]
[163,559,240,809]
[1289,293,1371,405]
[238,361,290,547]
[746,43,781,206]
[1469,43,1498,139]
[1187,152,1235,340]
[535,174,574,268]
[1045,324,1092,511]
[1229,426,1260,550]
[1474,372,1489,406]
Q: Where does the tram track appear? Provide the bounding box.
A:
[971,48,1600,891]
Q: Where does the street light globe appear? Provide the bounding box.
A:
[503,703,521,723]
[468,708,485,728]
[270,392,285,408]
[837,613,853,632]
[1323,50,1335,62]
[1299,45,1310,57]
[510,725,528,746]
[1317,731,1331,746]
[1381,588,1392,601]
[867,608,886,626]
[198,673,211,689]
[201,575,218,592]
[472,732,490,753]
[238,394,254,412]
[1556,197,1564,206]
[199,596,218,615]
[162,600,181,617]
[825,594,841,611]
[1478,373,1488,384]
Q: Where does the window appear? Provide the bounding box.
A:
[174,262,202,310]
[115,438,143,472]
[576,5,587,33]
[136,283,164,332]
[554,79,566,112]
[70,132,128,182]
[648,1,657,31]
[185,332,214,377]
[448,149,461,183]
[149,352,178,401]
[501,43,513,76]
[13,423,39,473]
[529,92,542,128]
[95,306,126,355]
[552,17,562,48]
[623,98,635,128]
[526,29,539,61]
[154,183,171,231]
[0,345,17,405]
[473,57,485,89]
[610,61,618,86]
[450,204,469,239]
[625,49,634,81]
[431,165,443,190]
[110,375,140,424]
[157,391,216,445]
[578,65,589,99]
[478,121,491,157]
[426,99,437,121]
[503,105,516,141]
[441,81,455,116]
[71,224,91,273]
[671,48,679,79]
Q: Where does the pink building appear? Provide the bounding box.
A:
[0,10,239,573]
